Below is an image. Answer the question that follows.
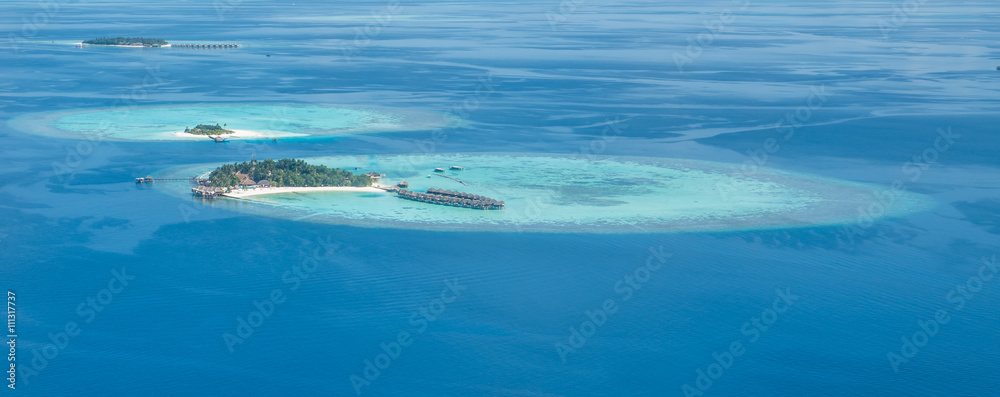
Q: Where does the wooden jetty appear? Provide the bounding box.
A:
[136,176,199,184]
[397,188,504,210]
[433,174,468,186]
[171,43,239,49]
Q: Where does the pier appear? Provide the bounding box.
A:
[135,176,201,183]
[433,174,468,186]
[171,43,239,49]
[397,188,504,210]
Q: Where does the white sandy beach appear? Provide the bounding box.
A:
[223,185,387,198]
[170,129,307,140]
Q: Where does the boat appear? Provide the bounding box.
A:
[426,175,432,178]
[450,165,463,170]
[434,168,445,172]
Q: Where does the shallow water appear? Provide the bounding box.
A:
[1,1,998,397]
[161,153,931,232]
[9,103,449,141]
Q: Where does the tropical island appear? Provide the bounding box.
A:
[82,37,168,47]
[208,158,374,188]
[194,158,382,198]
[185,124,235,136]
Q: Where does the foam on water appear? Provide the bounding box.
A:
[157,153,934,233]
[7,103,452,141]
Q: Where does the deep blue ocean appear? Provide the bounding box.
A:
[2,1,999,396]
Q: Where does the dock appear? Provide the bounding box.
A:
[135,176,200,183]
[433,174,468,186]
[171,43,239,49]
[397,188,504,210]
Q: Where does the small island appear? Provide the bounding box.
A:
[79,38,238,49]
[185,124,235,136]
[210,158,373,187]
[191,158,503,210]
[82,37,168,47]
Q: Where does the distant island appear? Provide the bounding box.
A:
[82,37,168,47]
[185,124,234,136]
[78,38,239,49]
[207,158,373,188]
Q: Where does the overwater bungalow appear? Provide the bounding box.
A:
[396,187,504,210]
[397,180,409,188]
[191,186,225,198]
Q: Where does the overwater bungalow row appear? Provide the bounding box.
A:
[425,188,488,200]
[172,43,239,48]
[397,189,504,210]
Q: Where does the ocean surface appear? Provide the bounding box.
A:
[1,1,998,396]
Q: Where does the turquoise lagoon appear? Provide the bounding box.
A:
[158,154,932,233]
[8,103,452,141]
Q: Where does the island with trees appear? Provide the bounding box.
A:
[82,37,168,47]
[185,124,235,136]
[207,158,373,188]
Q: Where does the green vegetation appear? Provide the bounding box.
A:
[185,124,234,135]
[208,159,373,188]
[83,37,168,46]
